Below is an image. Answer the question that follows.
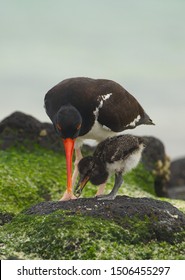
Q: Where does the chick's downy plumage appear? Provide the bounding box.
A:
[75,134,146,200]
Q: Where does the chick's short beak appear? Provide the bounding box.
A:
[74,176,90,197]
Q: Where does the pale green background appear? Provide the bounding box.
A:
[1,0,185,159]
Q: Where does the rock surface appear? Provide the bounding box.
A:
[141,136,170,197]
[167,158,185,200]
[0,111,63,151]
[25,196,185,243]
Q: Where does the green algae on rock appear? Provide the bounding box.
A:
[0,139,185,260]
[1,196,185,260]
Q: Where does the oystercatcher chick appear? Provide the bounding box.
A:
[44,77,154,201]
[74,134,146,200]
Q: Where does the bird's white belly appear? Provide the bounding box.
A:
[85,120,116,140]
[75,120,117,148]
[106,160,126,174]
[106,148,143,174]
[123,150,143,173]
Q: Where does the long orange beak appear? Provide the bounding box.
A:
[63,138,75,194]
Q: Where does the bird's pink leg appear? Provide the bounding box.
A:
[95,183,106,196]
[59,148,82,201]
[72,148,83,187]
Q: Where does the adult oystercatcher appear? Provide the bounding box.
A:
[44,77,154,200]
[74,134,146,200]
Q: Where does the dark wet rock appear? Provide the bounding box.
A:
[0,111,63,152]
[167,158,185,200]
[168,158,185,187]
[0,111,41,133]
[25,196,185,243]
[0,212,14,226]
[142,136,166,171]
[141,136,170,197]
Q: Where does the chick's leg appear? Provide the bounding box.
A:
[95,183,106,196]
[97,173,123,200]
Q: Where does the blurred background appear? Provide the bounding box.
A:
[1,0,185,159]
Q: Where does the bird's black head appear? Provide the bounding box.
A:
[74,156,109,197]
[54,105,82,139]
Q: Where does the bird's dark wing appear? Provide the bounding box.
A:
[96,80,149,132]
[94,135,141,163]
[44,77,153,134]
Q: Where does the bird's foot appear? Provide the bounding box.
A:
[97,193,116,200]
[59,191,77,201]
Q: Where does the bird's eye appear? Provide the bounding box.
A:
[76,123,81,130]
[56,124,62,131]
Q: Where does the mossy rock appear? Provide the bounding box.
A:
[1,196,185,260]
[25,196,185,244]
[0,146,155,215]
[0,147,66,214]
[0,144,185,260]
